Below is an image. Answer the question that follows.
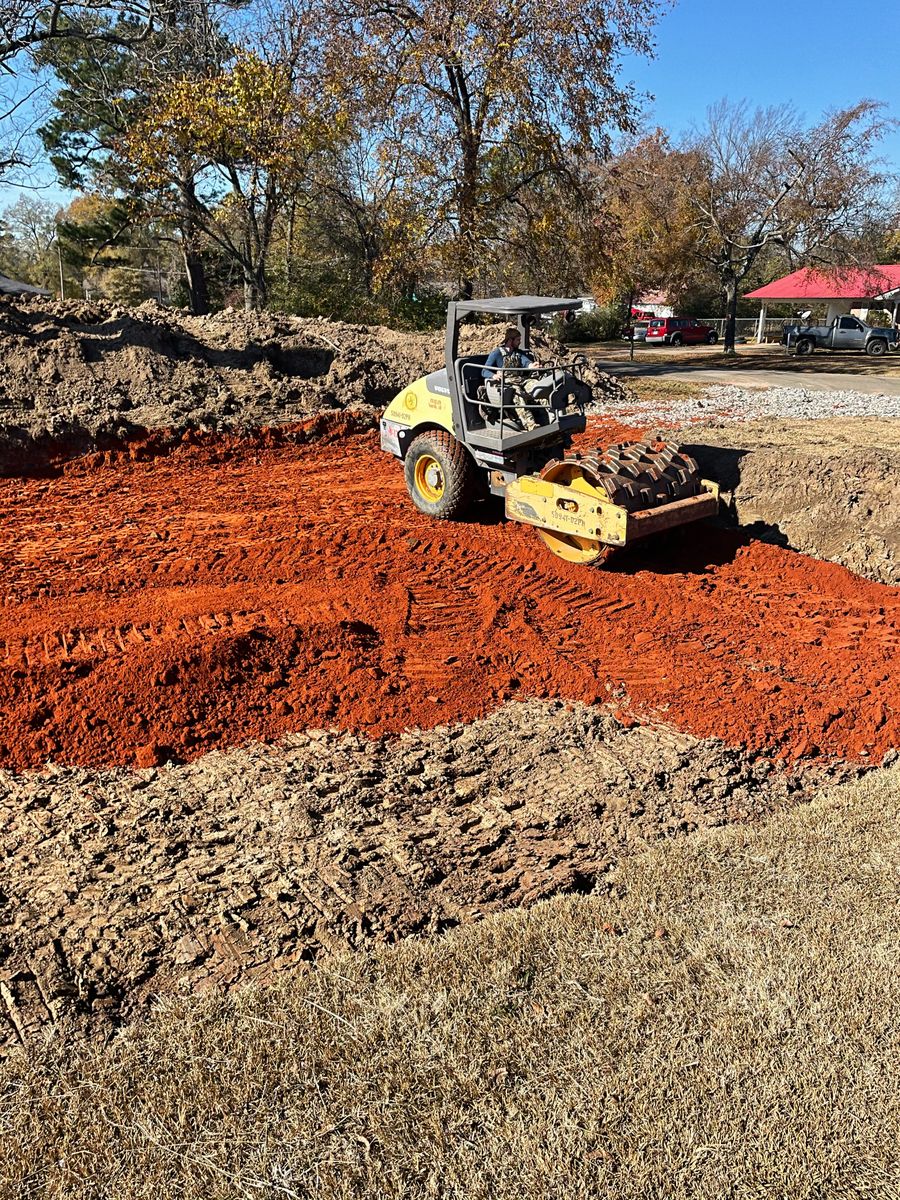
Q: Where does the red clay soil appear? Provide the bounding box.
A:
[1,418,899,770]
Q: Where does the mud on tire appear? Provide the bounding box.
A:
[404,430,479,519]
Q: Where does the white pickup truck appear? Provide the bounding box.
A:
[781,315,898,357]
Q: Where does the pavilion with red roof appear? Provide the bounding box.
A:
[745,265,900,340]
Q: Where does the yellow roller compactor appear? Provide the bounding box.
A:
[380,297,719,565]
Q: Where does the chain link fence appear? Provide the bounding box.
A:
[700,317,784,342]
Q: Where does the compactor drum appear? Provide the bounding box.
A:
[380,297,719,566]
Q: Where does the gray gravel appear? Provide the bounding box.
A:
[628,383,900,425]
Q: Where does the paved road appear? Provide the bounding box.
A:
[598,360,900,395]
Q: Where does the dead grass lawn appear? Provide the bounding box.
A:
[616,376,706,408]
[2,766,898,1199]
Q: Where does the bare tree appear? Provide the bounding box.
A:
[0,0,160,198]
[1,192,56,250]
[0,0,154,64]
[0,192,58,284]
[0,73,46,174]
[682,100,896,352]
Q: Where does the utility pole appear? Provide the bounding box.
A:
[627,290,635,361]
[56,229,65,301]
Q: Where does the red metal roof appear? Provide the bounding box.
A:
[745,265,900,301]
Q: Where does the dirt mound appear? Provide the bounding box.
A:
[683,418,900,586]
[0,296,634,464]
[1,422,899,771]
[0,699,830,1053]
[0,297,409,452]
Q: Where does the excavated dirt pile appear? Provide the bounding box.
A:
[2,421,899,773]
[0,295,634,468]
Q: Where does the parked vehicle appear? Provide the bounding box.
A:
[623,320,649,342]
[645,317,718,346]
[781,314,898,357]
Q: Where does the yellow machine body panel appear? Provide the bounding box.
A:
[506,475,719,548]
[381,375,455,439]
[506,476,626,544]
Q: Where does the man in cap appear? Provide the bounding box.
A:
[481,326,540,430]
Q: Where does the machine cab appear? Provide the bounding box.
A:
[446,296,589,456]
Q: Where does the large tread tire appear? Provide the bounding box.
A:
[795,337,813,356]
[404,431,479,519]
[866,339,888,357]
[591,440,701,511]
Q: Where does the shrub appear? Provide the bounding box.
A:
[551,305,622,343]
[866,309,893,328]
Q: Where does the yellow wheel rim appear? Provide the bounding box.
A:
[414,454,445,502]
[536,460,613,566]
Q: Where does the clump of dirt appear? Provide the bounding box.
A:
[0,296,635,465]
[0,698,835,1054]
[682,418,900,586]
[2,424,899,771]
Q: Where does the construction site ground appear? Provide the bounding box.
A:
[5,764,897,1199]
[0,291,898,1172]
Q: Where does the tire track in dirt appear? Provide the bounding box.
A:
[0,425,898,768]
[0,609,277,668]
[0,701,823,1053]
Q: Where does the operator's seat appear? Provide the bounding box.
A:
[456,355,491,429]
[456,355,489,401]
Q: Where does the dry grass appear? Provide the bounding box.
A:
[618,376,705,408]
[2,766,899,1200]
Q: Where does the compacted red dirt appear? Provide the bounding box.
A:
[2,420,899,770]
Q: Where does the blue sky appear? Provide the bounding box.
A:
[625,0,900,165]
[2,0,900,213]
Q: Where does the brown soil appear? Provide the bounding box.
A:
[0,700,827,1054]
[684,418,900,584]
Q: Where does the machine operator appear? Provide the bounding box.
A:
[481,326,540,429]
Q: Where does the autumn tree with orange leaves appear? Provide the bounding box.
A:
[318,0,667,299]
[122,41,345,309]
[590,132,705,309]
[599,102,897,352]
